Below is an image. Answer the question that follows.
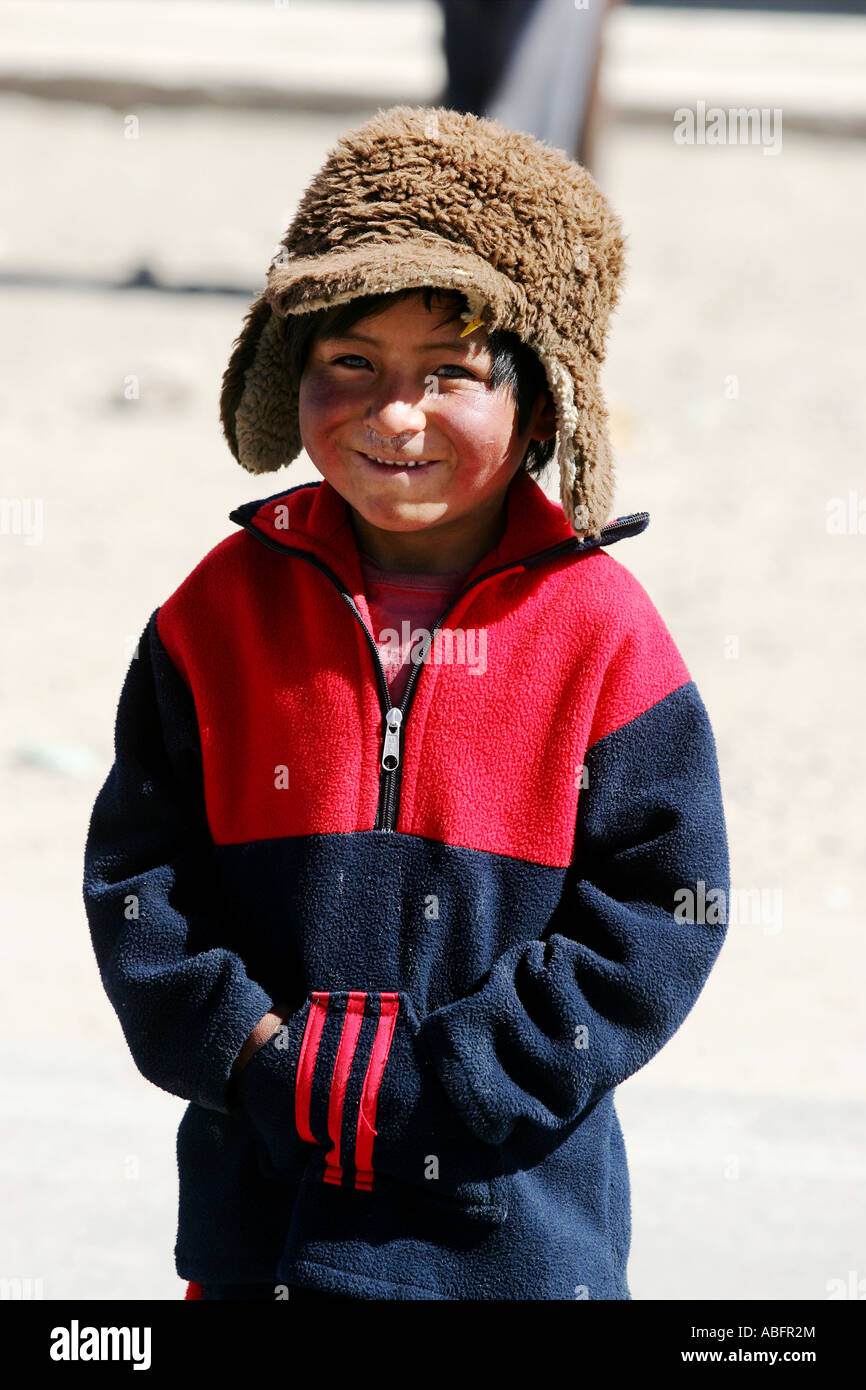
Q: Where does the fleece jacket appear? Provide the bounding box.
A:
[82,467,730,1301]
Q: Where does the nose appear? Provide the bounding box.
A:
[363,371,428,445]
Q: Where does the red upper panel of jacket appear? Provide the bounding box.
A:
[155,470,685,868]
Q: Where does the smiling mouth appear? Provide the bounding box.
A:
[356,451,441,471]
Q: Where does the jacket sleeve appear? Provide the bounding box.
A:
[82,608,276,1114]
[416,600,731,1151]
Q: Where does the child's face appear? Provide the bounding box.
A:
[297,292,554,553]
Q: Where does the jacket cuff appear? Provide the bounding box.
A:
[232,1002,314,1173]
[417,1009,503,1146]
[197,978,276,1114]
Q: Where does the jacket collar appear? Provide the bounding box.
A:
[229,470,648,600]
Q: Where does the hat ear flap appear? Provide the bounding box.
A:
[570,365,616,537]
[542,345,616,538]
[550,349,615,538]
[220,295,301,473]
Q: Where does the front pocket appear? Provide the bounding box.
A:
[292,989,510,1224]
[299,1145,510,1224]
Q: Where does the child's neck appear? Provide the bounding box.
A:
[349,502,506,576]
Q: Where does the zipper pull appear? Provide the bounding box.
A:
[381,707,402,771]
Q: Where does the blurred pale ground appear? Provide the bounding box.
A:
[1,2,864,1301]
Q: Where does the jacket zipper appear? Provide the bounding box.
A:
[229,507,649,832]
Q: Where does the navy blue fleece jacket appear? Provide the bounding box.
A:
[82,470,730,1299]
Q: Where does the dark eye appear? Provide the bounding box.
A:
[435,364,475,378]
[331,354,370,368]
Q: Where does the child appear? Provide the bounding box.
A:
[83,105,730,1301]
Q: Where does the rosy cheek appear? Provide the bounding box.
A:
[300,370,366,429]
[430,393,510,450]
[300,371,334,416]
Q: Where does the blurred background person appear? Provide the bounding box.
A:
[438,0,617,170]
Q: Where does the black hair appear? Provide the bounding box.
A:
[291,286,556,478]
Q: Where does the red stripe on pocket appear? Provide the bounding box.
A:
[295,992,329,1144]
[353,992,400,1191]
[322,992,367,1186]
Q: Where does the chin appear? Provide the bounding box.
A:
[359,500,449,527]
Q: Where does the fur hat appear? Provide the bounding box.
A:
[220,104,627,536]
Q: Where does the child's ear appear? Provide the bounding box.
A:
[529,389,558,442]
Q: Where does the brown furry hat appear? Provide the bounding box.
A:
[220,104,627,536]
